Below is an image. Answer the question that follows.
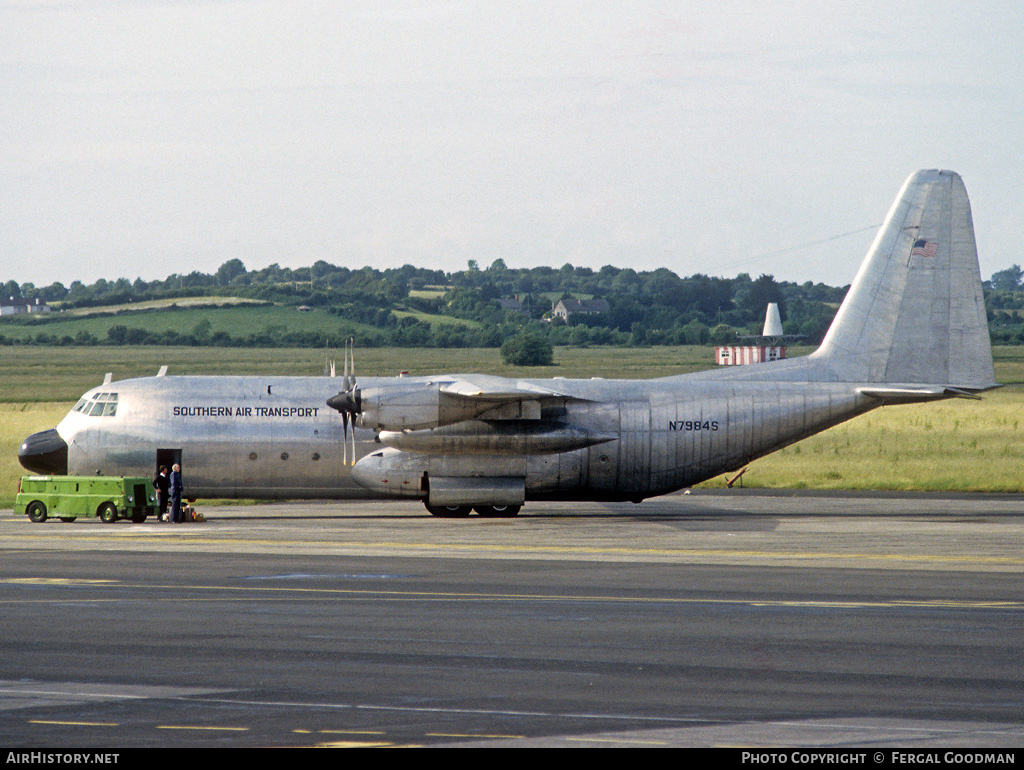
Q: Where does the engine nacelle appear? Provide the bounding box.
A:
[350,447,429,498]
[356,384,445,431]
[356,384,540,431]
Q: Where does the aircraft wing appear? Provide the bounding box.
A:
[437,374,590,402]
[436,375,596,423]
[348,374,596,432]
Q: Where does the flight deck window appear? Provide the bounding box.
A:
[81,392,118,417]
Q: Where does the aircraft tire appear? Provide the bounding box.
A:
[425,504,472,518]
[59,517,77,523]
[98,503,118,524]
[474,505,521,518]
[130,511,148,524]
[26,501,47,523]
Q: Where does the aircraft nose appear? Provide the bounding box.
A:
[18,429,68,475]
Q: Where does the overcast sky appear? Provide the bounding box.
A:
[3,0,1023,289]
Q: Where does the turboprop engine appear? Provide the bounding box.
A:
[327,375,610,515]
[353,383,548,431]
[327,374,579,433]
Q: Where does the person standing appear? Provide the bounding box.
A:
[169,463,183,523]
[153,465,170,521]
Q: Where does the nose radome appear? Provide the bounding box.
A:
[18,429,68,475]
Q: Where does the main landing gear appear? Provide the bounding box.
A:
[424,503,521,518]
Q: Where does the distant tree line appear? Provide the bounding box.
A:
[984,264,1024,344]
[3,256,1021,348]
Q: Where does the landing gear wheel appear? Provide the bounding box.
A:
[425,504,472,518]
[26,501,47,523]
[98,503,118,524]
[130,511,148,523]
[59,517,77,523]
[474,505,521,518]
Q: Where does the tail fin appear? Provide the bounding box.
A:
[814,169,996,390]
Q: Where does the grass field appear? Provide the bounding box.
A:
[391,308,482,328]
[707,387,1024,492]
[2,297,490,345]
[3,344,1023,507]
[57,296,257,316]
[0,303,381,344]
[0,344,731,402]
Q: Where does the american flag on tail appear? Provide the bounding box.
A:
[910,239,938,258]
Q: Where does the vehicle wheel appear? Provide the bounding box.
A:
[425,504,472,518]
[130,511,147,523]
[474,505,521,518]
[59,517,77,523]
[26,501,47,523]
[98,503,118,524]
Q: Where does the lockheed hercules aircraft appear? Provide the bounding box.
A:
[19,170,997,517]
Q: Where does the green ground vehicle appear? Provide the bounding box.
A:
[16,475,158,524]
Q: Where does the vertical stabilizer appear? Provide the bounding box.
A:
[763,303,784,337]
[813,170,996,389]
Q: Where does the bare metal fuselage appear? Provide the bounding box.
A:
[51,362,878,502]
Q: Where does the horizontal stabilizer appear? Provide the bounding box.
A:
[857,385,984,403]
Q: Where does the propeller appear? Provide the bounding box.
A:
[326,338,360,464]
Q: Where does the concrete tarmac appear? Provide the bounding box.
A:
[2,490,1023,748]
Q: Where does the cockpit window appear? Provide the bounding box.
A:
[78,392,118,417]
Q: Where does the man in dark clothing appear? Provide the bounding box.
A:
[169,464,184,523]
[153,465,170,521]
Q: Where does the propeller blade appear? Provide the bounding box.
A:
[342,410,349,465]
[327,338,360,465]
[349,338,356,388]
[351,410,357,463]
